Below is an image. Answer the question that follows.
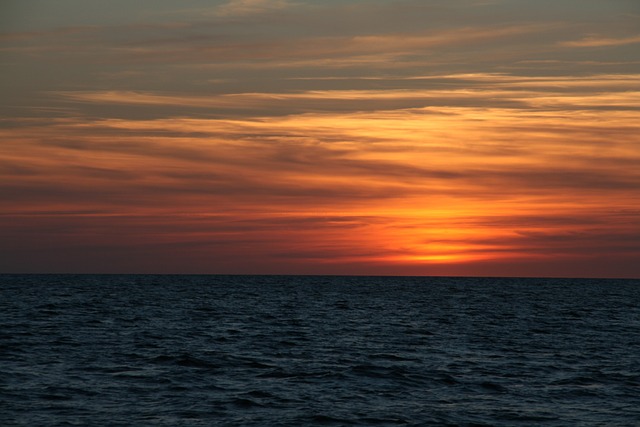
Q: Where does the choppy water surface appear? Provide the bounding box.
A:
[1,275,639,426]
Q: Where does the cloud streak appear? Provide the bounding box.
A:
[214,0,293,17]
[561,34,640,47]
[53,71,640,117]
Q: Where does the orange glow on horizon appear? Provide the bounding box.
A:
[3,91,639,275]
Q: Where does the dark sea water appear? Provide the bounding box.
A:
[1,275,640,426]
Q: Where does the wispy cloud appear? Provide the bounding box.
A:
[3,102,639,275]
[1,20,551,69]
[561,34,640,47]
[214,0,292,17]
[54,72,640,115]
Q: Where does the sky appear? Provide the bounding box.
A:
[1,0,639,277]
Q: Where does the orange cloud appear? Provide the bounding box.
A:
[55,72,640,114]
[3,70,640,275]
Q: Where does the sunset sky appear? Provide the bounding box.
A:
[1,0,639,277]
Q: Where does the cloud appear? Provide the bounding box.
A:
[214,0,292,17]
[1,18,552,71]
[561,34,640,47]
[53,71,640,118]
[5,83,640,222]
[3,145,639,275]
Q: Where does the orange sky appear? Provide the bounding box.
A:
[1,0,639,277]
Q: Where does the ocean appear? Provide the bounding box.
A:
[1,274,639,426]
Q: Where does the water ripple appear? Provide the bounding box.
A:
[1,274,639,426]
